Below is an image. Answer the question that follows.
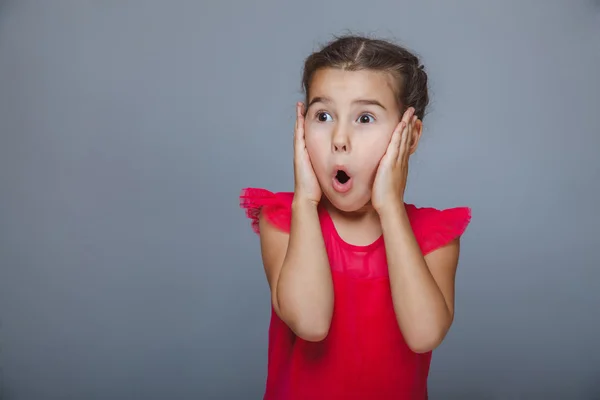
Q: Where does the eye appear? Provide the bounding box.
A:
[316,111,332,122]
[357,114,375,124]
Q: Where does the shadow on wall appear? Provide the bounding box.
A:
[589,0,600,16]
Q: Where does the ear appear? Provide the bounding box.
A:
[409,118,423,154]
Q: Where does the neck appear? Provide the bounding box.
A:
[320,197,384,246]
[321,197,379,222]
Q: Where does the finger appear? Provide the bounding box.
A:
[398,108,414,150]
[294,103,301,134]
[401,107,416,126]
[293,103,303,159]
[298,103,306,132]
[386,120,405,161]
[397,119,409,163]
[294,103,305,146]
[398,115,415,164]
[293,104,298,149]
[406,115,419,146]
[409,116,419,147]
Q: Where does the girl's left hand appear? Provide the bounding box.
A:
[371,107,418,213]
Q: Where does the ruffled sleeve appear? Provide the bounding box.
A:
[408,205,472,255]
[239,188,294,234]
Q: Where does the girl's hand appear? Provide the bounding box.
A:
[293,102,322,205]
[371,107,417,213]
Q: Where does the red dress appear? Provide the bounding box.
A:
[240,188,472,400]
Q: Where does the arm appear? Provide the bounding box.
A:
[379,204,460,353]
[259,199,333,342]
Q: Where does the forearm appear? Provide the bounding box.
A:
[380,204,452,352]
[277,199,333,341]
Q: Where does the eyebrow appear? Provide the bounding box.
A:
[307,96,387,111]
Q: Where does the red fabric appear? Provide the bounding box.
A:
[240,188,294,234]
[240,188,472,400]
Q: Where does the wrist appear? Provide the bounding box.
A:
[375,196,404,214]
[376,200,407,220]
[292,197,320,212]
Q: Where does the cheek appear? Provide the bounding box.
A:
[304,127,329,171]
[372,133,392,157]
[362,134,393,171]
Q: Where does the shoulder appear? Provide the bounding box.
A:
[240,187,294,234]
[405,203,472,255]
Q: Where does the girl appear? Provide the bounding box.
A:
[240,35,471,400]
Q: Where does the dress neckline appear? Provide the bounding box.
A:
[318,205,385,252]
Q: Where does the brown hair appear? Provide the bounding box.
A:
[301,35,429,121]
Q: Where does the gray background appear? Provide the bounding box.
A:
[1,1,599,399]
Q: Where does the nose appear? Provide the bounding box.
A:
[332,129,350,153]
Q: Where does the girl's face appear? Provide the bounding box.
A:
[304,68,402,212]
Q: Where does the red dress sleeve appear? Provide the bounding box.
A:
[410,205,472,255]
[239,188,294,234]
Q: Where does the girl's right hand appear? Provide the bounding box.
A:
[293,102,322,205]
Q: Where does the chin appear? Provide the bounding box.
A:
[323,190,371,213]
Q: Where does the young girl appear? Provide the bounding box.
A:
[240,35,471,400]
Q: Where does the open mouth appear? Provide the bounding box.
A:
[335,169,350,184]
[332,168,353,193]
